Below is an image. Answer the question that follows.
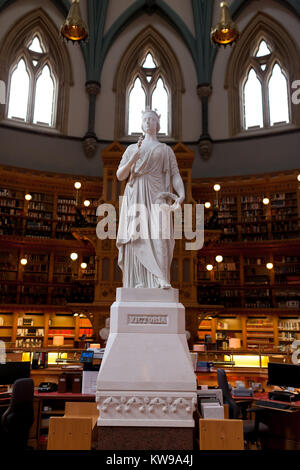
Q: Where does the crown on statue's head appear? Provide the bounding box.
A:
[141,107,161,121]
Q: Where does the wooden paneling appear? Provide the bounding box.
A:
[199,418,244,450]
[47,417,93,450]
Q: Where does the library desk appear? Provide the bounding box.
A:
[235,392,300,409]
[197,367,269,389]
[30,367,81,387]
[235,393,300,450]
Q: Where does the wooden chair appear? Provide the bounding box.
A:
[47,402,99,450]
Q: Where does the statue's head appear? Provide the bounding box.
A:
[141,107,160,133]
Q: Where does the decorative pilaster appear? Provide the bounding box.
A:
[197,84,213,160]
[83,81,101,158]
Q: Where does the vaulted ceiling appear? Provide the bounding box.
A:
[1,0,300,84]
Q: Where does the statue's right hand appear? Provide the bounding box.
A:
[137,135,144,148]
[131,151,140,165]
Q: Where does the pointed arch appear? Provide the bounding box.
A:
[225,12,300,136]
[113,26,184,141]
[0,8,73,133]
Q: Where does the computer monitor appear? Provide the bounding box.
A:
[267,362,300,389]
[80,350,94,364]
[0,361,31,386]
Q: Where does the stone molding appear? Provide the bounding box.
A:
[96,391,197,427]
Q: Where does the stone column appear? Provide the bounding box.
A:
[83,81,101,158]
[197,84,213,161]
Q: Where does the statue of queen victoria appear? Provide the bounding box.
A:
[116,109,185,289]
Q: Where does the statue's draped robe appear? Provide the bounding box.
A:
[116,142,180,287]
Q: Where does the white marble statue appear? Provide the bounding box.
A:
[116,109,185,289]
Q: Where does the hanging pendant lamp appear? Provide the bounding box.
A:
[211,1,239,47]
[60,0,89,44]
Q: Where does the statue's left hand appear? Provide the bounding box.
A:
[170,196,184,211]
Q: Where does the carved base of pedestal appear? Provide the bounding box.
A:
[97,425,195,450]
[96,391,196,427]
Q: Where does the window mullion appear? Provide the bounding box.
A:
[28,70,36,124]
[263,72,270,128]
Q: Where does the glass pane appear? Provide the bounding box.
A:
[142,52,156,69]
[28,36,44,53]
[243,68,263,129]
[32,60,38,67]
[260,64,267,71]
[128,77,146,134]
[33,65,55,126]
[268,63,289,126]
[151,78,168,134]
[256,40,271,57]
[7,59,30,121]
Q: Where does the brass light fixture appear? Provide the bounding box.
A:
[211,1,239,47]
[60,0,89,44]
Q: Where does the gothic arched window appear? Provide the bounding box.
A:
[225,13,300,136]
[114,27,184,141]
[128,52,169,135]
[0,9,73,133]
[7,35,57,127]
[242,40,290,130]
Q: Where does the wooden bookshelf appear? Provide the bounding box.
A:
[81,198,98,226]
[0,312,14,341]
[56,195,76,240]
[25,192,54,239]
[193,170,300,242]
[197,311,300,352]
[0,155,300,349]
[0,187,24,236]
[240,194,269,241]
[270,191,299,240]
[217,195,239,242]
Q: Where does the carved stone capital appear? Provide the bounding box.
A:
[197,84,212,99]
[199,137,213,161]
[83,135,98,158]
[85,81,101,96]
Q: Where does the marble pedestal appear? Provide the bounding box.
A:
[96,288,197,446]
